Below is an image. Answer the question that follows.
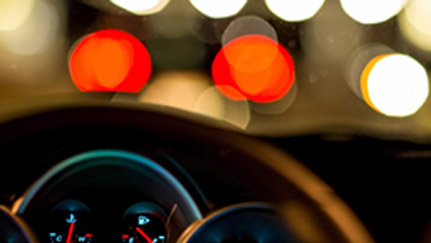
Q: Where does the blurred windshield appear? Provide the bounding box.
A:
[0,0,430,139]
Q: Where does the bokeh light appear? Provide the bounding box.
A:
[252,82,298,115]
[0,0,34,31]
[398,0,431,51]
[265,0,325,22]
[0,0,67,87]
[139,72,211,111]
[345,44,394,98]
[361,53,429,117]
[110,0,170,15]
[340,0,407,24]
[194,86,251,129]
[212,34,295,103]
[139,72,251,129]
[221,16,278,46]
[189,0,248,19]
[0,0,59,55]
[69,29,152,92]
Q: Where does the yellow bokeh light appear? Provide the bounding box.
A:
[139,72,211,111]
[194,86,251,129]
[0,0,34,31]
[398,0,431,51]
[0,0,59,55]
[138,71,251,129]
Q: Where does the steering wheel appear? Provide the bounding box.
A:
[0,101,373,242]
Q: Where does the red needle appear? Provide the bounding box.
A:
[136,227,154,243]
[66,222,75,243]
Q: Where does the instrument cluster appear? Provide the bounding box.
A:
[12,150,203,243]
[45,199,167,243]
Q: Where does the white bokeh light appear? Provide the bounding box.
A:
[340,0,407,24]
[138,71,251,129]
[0,0,59,55]
[265,0,325,22]
[189,0,248,19]
[398,0,431,51]
[139,72,211,111]
[110,0,170,15]
[346,44,394,98]
[366,54,429,117]
[194,86,251,129]
[221,15,278,46]
[0,0,34,31]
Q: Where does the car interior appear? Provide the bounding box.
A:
[0,0,430,242]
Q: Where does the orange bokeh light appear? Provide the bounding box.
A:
[212,34,295,102]
[69,29,152,92]
[360,53,391,113]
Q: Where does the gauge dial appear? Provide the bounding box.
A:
[47,200,94,243]
[121,202,167,243]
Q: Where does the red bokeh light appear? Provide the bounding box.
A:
[212,34,295,102]
[69,29,152,92]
